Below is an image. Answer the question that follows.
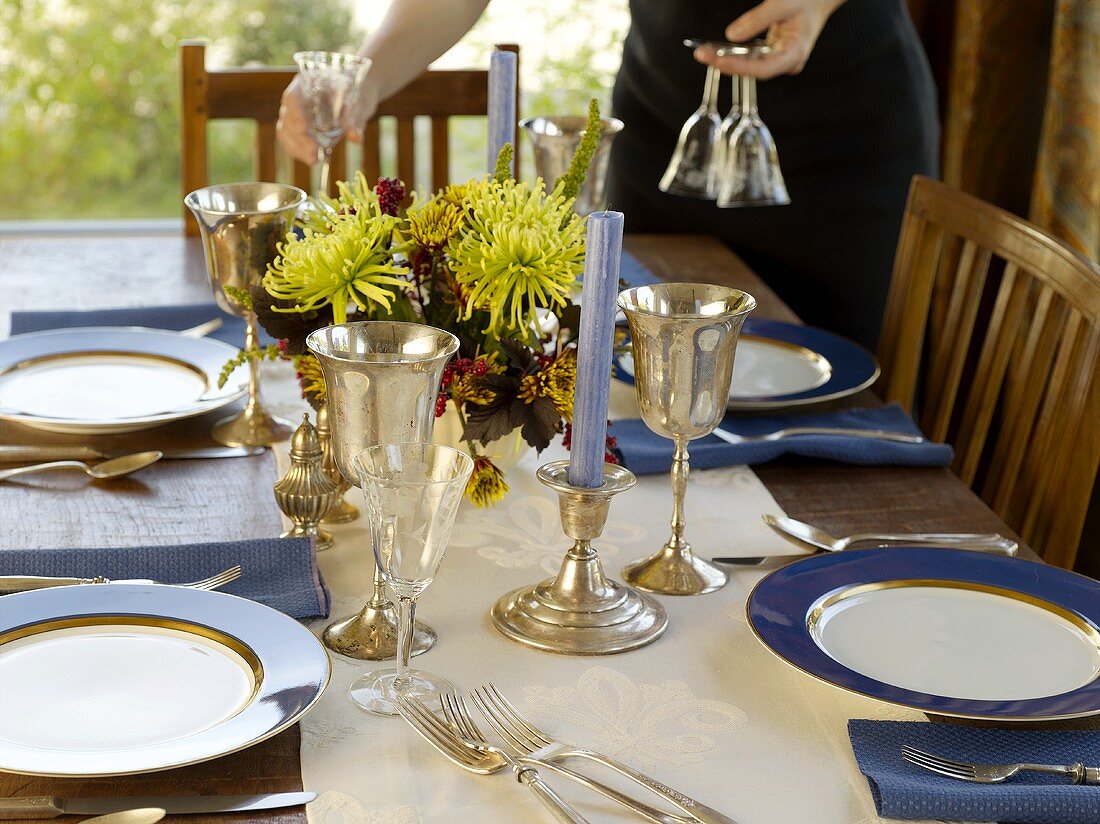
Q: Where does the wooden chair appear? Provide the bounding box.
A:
[180,40,519,236]
[877,176,1100,568]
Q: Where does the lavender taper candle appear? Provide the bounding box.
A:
[487,50,517,174]
[568,211,624,488]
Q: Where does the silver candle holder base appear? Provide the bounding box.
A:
[491,461,667,655]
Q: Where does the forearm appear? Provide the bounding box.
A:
[357,0,491,102]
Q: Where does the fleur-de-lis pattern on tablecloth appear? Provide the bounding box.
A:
[520,665,748,770]
[310,792,421,824]
[449,494,646,575]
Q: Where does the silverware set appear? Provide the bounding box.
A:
[712,515,1019,566]
[398,683,738,824]
[0,565,241,594]
[902,745,1099,785]
[0,791,315,818]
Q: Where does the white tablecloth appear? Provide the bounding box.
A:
[264,369,935,824]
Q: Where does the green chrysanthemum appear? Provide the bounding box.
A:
[447,179,585,337]
[264,205,410,324]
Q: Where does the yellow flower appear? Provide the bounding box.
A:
[264,205,410,324]
[518,349,577,420]
[439,181,472,209]
[466,456,508,507]
[294,353,326,405]
[447,179,585,337]
[407,197,465,251]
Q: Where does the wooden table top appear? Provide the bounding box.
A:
[2,231,1026,555]
[0,230,1041,818]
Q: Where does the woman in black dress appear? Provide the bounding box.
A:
[278,0,939,350]
[609,0,939,349]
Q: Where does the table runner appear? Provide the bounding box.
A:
[262,370,942,824]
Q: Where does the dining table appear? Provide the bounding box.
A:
[0,229,1081,824]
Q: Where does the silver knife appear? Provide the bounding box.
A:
[0,792,316,818]
[0,445,264,462]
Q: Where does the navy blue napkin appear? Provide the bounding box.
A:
[8,302,278,347]
[0,538,330,619]
[619,249,659,287]
[612,403,953,474]
[848,719,1100,823]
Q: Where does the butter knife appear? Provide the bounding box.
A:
[0,792,316,818]
[0,445,264,462]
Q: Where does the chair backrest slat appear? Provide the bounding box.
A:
[877,176,1100,567]
[396,117,416,192]
[180,40,519,233]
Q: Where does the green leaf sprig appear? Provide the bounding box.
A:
[554,98,601,204]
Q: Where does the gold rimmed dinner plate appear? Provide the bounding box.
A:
[0,584,329,776]
[747,547,1100,720]
[0,327,247,434]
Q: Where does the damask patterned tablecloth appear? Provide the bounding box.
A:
[263,371,938,824]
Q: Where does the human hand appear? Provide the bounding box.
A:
[693,0,845,79]
[276,74,381,163]
[276,77,317,165]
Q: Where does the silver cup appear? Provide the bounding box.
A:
[185,182,306,446]
[521,115,624,214]
[307,321,459,660]
[618,283,756,595]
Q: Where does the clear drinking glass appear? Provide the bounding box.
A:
[349,443,473,716]
[292,51,372,197]
[712,41,789,208]
[659,64,723,199]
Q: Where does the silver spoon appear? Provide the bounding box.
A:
[713,514,1018,566]
[0,451,163,483]
[84,810,166,824]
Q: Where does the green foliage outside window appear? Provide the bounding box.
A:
[0,0,626,220]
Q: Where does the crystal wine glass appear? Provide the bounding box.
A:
[292,51,372,197]
[714,42,789,208]
[659,63,723,199]
[349,442,473,716]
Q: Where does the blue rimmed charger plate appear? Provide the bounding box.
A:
[613,318,879,410]
[747,547,1100,721]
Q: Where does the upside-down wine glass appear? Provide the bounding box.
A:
[350,442,473,716]
[292,51,372,197]
[715,42,789,207]
[659,63,723,199]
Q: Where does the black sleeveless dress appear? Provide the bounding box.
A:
[607,0,939,350]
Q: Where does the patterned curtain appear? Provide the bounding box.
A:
[918,0,1099,262]
[1030,0,1100,260]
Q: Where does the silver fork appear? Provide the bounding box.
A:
[472,683,739,824]
[0,565,242,593]
[902,745,1100,784]
[711,426,926,446]
[395,695,589,824]
[443,694,688,824]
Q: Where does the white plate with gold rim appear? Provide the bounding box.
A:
[0,584,329,776]
[615,318,879,410]
[0,327,246,434]
[747,547,1100,720]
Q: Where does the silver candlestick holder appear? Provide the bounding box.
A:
[491,460,667,654]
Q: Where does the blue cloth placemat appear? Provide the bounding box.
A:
[0,538,329,619]
[612,403,953,474]
[620,249,659,287]
[848,719,1100,823]
[8,302,274,347]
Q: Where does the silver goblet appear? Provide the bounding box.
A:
[617,283,756,595]
[185,182,306,447]
[306,321,458,660]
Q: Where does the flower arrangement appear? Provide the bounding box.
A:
[246,101,609,506]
